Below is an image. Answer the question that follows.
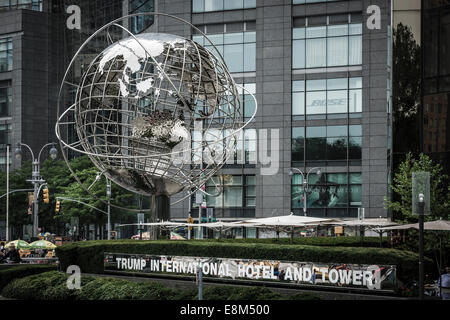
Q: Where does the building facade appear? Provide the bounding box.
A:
[0,0,394,237]
[422,0,450,174]
[158,0,393,221]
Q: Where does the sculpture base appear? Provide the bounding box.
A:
[156,194,170,221]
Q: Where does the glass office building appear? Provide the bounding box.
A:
[169,0,392,220]
[422,0,450,174]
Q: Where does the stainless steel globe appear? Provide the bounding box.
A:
[57,14,256,206]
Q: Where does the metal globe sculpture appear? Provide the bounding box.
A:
[56,13,256,209]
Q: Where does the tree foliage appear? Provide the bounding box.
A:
[0,156,139,235]
[385,153,449,223]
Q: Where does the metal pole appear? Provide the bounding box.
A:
[303,178,307,217]
[188,192,191,240]
[6,145,9,242]
[197,264,203,300]
[33,160,39,238]
[198,205,202,239]
[151,194,156,240]
[106,179,111,240]
[418,201,425,300]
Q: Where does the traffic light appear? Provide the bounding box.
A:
[55,200,61,213]
[42,188,49,204]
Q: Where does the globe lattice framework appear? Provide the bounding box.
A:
[56,13,256,212]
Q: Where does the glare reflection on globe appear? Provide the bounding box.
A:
[70,32,242,196]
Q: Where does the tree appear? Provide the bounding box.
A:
[385,153,449,223]
[0,161,34,238]
[42,156,139,236]
[0,156,140,238]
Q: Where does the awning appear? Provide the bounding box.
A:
[375,219,450,232]
[232,213,337,227]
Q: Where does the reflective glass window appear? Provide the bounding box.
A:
[292,21,362,69]
[194,0,255,12]
[0,38,12,72]
[327,90,347,114]
[292,127,304,161]
[306,91,326,114]
[306,38,326,68]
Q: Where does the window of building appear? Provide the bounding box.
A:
[348,124,362,160]
[0,84,11,117]
[291,172,362,216]
[197,174,255,208]
[292,77,362,119]
[0,123,11,145]
[0,0,42,11]
[293,0,340,4]
[193,0,256,13]
[0,38,12,72]
[193,23,256,73]
[192,127,256,165]
[292,125,362,165]
[292,19,362,69]
[129,0,154,34]
[0,152,12,172]
[236,83,256,120]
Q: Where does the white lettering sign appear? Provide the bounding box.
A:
[66,5,81,30]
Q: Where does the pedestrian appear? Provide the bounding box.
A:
[0,241,5,257]
[437,267,450,300]
[0,243,21,263]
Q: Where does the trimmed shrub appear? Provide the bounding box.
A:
[2,271,320,300]
[222,237,391,247]
[2,271,71,300]
[78,277,176,300]
[56,240,432,282]
[0,264,57,290]
[199,286,283,300]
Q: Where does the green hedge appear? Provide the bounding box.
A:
[1,271,320,300]
[222,237,391,247]
[0,264,57,291]
[55,240,433,282]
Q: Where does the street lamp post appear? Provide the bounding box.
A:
[289,167,322,216]
[15,142,57,238]
[6,144,9,242]
[106,178,111,240]
[418,193,425,300]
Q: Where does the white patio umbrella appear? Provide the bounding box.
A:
[233,213,338,243]
[375,219,450,270]
[234,213,336,226]
[322,218,399,246]
[375,219,450,232]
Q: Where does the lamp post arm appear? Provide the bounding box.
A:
[306,167,321,181]
[0,189,34,200]
[37,143,57,164]
[19,143,35,161]
[290,168,306,182]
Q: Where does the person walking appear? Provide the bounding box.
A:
[437,267,450,300]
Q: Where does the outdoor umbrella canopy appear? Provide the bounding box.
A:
[233,213,336,227]
[30,240,57,250]
[325,218,399,228]
[375,219,450,232]
[5,240,31,249]
[375,219,450,275]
